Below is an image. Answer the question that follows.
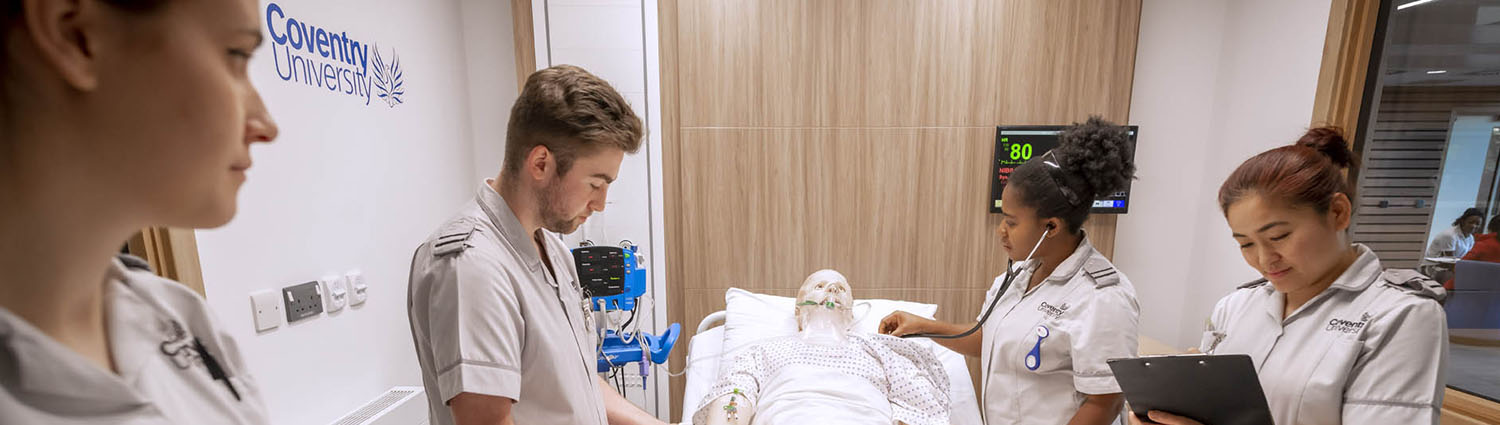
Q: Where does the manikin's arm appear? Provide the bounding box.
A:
[703,389,756,425]
[597,377,667,425]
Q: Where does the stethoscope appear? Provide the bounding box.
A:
[900,223,1053,340]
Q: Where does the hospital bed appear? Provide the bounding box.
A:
[679,289,984,425]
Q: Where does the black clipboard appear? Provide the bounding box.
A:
[1107,354,1274,425]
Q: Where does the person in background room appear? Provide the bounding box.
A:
[1446,215,1500,288]
[1428,208,1485,261]
[1459,215,1500,263]
[1421,208,1485,282]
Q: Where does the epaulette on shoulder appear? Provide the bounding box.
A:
[432,218,482,257]
[1381,269,1446,301]
[1081,257,1120,288]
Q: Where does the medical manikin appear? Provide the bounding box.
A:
[693,270,951,425]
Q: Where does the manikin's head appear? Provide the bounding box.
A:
[795,269,855,332]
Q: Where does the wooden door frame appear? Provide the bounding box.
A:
[1313,0,1500,420]
[511,0,536,91]
[1311,0,1385,133]
[126,227,205,295]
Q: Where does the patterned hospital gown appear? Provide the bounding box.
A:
[692,333,950,425]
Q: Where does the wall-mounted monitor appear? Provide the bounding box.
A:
[989,125,1139,214]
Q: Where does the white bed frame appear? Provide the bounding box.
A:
[696,311,728,334]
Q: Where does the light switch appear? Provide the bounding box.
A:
[322,275,348,312]
[346,269,369,306]
[250,289,282,332]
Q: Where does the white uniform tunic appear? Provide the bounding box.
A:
[1422,225,1474,266]
[407,181,606,425]
[978,237,1140,425]
[1200,244,1448,425]
[0,258,267,424]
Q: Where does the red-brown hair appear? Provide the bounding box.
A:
[1218,127,1356,215]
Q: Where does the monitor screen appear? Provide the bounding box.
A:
[989,125,1138,214]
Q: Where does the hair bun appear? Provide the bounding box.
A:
[1054,116,1137,199]
[1295,126,1353,169]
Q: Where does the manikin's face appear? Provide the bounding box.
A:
[796,270,854,332]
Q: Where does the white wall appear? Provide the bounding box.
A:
[1116,0,1332,349]
[194,0,505,423]
[458,0,522,181]
[1427,115,1499,240]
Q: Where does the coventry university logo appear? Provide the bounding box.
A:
[1037,302,1070,319]
[265,2,406,108]
[370,45,405,107]
[1325,312,1372,334]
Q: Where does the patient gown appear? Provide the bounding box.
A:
[691,333,950,425]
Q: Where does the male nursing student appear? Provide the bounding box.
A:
[406,65,665,425]
[1136,128,1447,425]
[880,117,1141,425]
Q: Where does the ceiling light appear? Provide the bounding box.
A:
[1398,0,1440,10]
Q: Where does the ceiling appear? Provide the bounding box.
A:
[1381,0,1500,86]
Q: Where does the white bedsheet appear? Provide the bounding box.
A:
[682,325,982,425]
[752,363,895,425]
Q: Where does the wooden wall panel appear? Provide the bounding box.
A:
[1354,86,1500,268]
[676,0,840,127]
[661,1,1142,420]
[675,0,1140,127]
[675,128,1009,292]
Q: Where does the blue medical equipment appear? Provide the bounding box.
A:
[571,244,681,379]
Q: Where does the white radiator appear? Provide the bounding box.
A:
[331,386,428,425]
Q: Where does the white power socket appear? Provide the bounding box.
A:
[322,275,348,312]
[250,289,283,332]
[346,269,369,306]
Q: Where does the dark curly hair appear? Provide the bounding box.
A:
[1454,208,1484,227]
[1007,116,1137,234]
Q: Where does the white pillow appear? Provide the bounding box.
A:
[719,287,940,362]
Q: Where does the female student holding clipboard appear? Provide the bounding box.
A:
[1136,128,1448,425]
